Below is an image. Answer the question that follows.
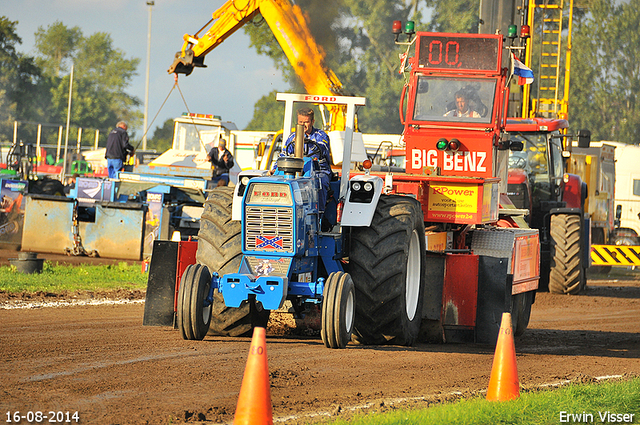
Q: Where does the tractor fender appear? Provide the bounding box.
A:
[340,175,384,227]
[562,173,587,210]
[549,207,585,223]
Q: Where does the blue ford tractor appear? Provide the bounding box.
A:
[164,93,421,349]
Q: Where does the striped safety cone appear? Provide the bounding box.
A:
[486,312,520,401]
[233,327,273,424]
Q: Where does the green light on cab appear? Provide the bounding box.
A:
[507,25,517,38]
[405,21,415,34]
[436,139,448,150]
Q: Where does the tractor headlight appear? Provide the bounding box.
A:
[348,180,376,204]
[241,176,251,186]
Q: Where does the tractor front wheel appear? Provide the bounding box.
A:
[177,264,212,340]
[321,272,356,349]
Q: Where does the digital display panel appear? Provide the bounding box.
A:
[417,35,500,71]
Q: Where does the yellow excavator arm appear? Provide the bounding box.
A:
[169,0,348,131]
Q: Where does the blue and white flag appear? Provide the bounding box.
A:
[512,54,534,85]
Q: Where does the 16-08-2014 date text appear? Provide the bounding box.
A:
[5,411,79,423]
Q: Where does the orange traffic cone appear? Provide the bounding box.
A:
[486,312,520,401]
[233,327,273,425]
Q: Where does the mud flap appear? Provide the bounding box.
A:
[442,254,479,343]
[143,240,197,326]
[420,255,445,343]
[476,256,511,345]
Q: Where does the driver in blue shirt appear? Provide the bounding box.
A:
[272,107,332,211]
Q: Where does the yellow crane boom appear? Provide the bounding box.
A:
[168,0,348,131]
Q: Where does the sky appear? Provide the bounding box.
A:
[2,0,288,138]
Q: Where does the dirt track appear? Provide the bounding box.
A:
[0,266,639,425]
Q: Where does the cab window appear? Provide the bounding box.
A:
[411,76,496,124]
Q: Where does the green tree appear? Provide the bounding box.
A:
[147,118,174,152]
[245,90,286,131]
[34,22,141,147]
[570,0,640,142]
[243,0,428,134]
[424,0,480,33]
[34,21,81,78]
[0,17,47,144]
[337,0,427,133]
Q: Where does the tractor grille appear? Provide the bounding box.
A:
[244,206,294,253]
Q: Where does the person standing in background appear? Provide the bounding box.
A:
[206,137,234,186]
[105,121,135,178]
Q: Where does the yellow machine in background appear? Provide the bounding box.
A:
[521,0,575,120]
[168,0,348,132]
[566,143,617,245]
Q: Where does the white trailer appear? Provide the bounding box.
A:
[606,141,640,245]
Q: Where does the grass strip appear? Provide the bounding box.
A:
[322,378,640,425]
[0,261,148,293]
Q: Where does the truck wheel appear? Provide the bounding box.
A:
[321,272,355,349]
[196,186,270,336]
[511,291,533,337]
[177,264,212,340]
[29,178,65,196]
[347,195,426,346]
[549,213,585,294]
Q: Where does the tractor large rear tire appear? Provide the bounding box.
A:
[549,213,585,295]
[196,186,270,336]
[347,195,426,346]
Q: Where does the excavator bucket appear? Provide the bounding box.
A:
[167,49,206,75]
[168,50,194,75]
[168,60,193,76]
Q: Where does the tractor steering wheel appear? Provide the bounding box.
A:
[304,138,323,158]
[509,155,528,169]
